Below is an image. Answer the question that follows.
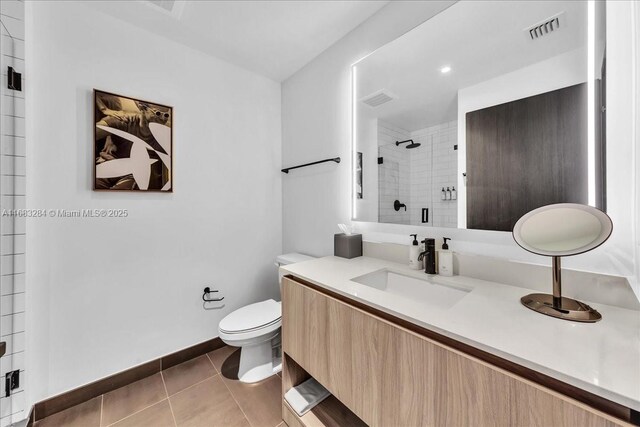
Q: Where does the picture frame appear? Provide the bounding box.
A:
[93,89,173,192]
[356,151,363,199]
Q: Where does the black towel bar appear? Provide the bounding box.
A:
[281,157,340,174]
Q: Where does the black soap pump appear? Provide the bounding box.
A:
[409,234,421,270]
[442,237,450,250]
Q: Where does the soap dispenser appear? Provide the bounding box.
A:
[409,234,422,270]
[438,237,454,277]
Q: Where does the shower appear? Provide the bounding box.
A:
[395,139,421,149]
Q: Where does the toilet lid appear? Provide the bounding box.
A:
[219,299,281,334]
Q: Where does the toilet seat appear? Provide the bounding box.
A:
[219,299,281,340]
[216,253,314,383]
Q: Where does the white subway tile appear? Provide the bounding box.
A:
[1,136,25,157]
[0,390,25,421]
[1,94,24,117]
[0,35,24,60]
[0,273,23,297]
[0,253,24,275]
[0,311,24,336]
[0,1,24,21]
[1,155,25,176]
[0,175,25,195]
[1,116,23,138]
[0,16,23,40]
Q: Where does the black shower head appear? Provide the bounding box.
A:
[395,139,421,149]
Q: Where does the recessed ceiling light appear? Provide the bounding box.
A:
[440,66,452,74]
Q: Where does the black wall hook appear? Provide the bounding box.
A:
[203,287,224,302]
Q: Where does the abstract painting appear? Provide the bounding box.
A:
[356,151,363,199]
[94,90,173,191]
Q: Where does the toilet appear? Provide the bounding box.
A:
[218,253,315,383]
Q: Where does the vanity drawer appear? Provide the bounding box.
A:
[281,276,629,427]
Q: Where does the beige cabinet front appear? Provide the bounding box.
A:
[282,277,627,427]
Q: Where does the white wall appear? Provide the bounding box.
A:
[282,1,456,257]
[25,1,282,404]
[282,1,640,297]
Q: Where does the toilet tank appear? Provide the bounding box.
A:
[276,253,315,291]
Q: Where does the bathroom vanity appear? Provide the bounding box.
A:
[279,256,640,427]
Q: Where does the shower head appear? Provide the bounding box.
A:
[395,139,421,149]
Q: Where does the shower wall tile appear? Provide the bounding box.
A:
[377,120,458,228]
[408,120,458,228]
[0,1,28,424]
[0,273,24,297]
[1,136,26,157]
[378,121,411,225]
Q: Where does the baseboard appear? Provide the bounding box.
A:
[33,337,224,422]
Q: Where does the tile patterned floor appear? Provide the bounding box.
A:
[34,346,285,427]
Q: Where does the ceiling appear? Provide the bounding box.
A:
[356,1,591,132]
[84,0,390,82]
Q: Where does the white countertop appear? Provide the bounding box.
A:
[281,256,640,411]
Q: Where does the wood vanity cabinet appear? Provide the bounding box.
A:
[281,276,630,427]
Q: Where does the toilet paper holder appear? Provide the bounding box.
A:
[202,287,224,302]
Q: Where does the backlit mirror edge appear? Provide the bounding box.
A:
[351,0,602,230]
[348,1,639,293]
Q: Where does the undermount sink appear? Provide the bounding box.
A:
[351,269,470,310]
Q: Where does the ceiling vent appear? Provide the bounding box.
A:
[526,12,564,40]
[360,89,396,108]
[145,0,186,18]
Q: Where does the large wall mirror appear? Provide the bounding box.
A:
[352,1,606,232]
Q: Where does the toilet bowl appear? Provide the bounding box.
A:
[218,253,315,383]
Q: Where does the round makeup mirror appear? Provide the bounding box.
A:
[512,203,613,322]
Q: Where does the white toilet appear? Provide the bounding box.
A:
[218,253,315,383]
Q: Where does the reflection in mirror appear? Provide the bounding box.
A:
[512,203,612,322]
[352,0,606,232]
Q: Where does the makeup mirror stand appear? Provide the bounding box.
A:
[520,256,602,323]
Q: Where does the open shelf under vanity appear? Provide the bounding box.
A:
[281,354,366,427]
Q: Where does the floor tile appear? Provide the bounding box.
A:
[35,396,102,427]
[208,345,240,378]
[101,373,167,426]
[210,344,282,427]
[169,376,249,427]
[109,399,175,427]
[224,374,282,427]
[162,355,216,396]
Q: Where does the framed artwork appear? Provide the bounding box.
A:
[94,89,173,192]
[356,152,363,199]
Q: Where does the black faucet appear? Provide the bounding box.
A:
[418,238,436,274]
